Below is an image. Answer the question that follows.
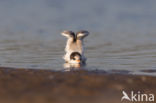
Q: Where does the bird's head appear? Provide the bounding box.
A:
[70,52,82,64]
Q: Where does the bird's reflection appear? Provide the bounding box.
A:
[63,63,86,71]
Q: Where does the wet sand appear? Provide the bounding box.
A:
[0,67,156,103]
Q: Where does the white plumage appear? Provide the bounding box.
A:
[61,30,89,64]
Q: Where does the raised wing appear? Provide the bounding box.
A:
[61,30,75,39]
[76,30,89,40]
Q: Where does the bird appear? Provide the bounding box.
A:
[61,30,89,64]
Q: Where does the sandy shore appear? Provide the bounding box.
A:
[0,67,155,103]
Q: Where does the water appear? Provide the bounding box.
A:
[0,0,156,76]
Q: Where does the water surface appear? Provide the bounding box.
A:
[0,0,156,76]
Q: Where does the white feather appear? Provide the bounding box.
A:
[61,30,89,63]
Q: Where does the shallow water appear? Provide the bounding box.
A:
[0,0,156,76]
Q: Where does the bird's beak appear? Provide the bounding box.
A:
[76,60,81,63]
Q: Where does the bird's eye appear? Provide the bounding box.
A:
[73,58,75,60]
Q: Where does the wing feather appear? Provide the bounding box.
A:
[61,30,75,39]
[76,30,89,40]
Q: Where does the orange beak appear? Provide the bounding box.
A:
[76,60,81,63]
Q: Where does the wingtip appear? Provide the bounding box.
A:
[77,30,89,35]
[76,30,89,39]
[61,30,73,34]
[61,30,75,39]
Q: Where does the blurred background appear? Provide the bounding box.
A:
[0,0,156,75]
